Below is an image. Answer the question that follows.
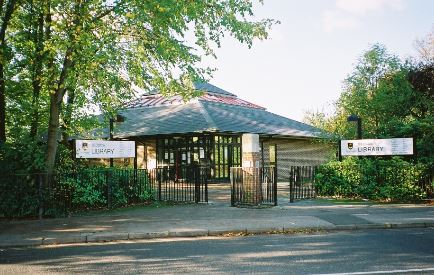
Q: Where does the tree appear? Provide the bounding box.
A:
[339,44,401,138]
[304,44,402,139]
[414,27,434,64]
[2,0,277,174]
[304,42,433,166]
[0,0,19,143]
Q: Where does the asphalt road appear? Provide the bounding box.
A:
[1,228,434,274]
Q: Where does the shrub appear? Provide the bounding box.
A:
[315,157,430,202]
[0,168,156,218]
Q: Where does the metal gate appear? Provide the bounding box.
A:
[289,166,317,202]
[230,166,277,207]
[150,166,208,203]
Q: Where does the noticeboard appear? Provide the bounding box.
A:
[75,140,135,159]
[340,138,413,156]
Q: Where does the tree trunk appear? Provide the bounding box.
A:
[45,0,84,174]
[30,11,45,138]
[0,64,5,142]
[0,0,18,143]
[45,47,73,174]
[61,86,75,145]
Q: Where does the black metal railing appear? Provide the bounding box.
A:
[289,166,317,203]
[230,166,277,207]
[291,163,434,202]
[151,166,208,203]
[0,166,208,218]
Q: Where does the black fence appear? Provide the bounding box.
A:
[292,163,434,202]
[230,166,277,207]
[289,166,317,203]
[0,166,208,218]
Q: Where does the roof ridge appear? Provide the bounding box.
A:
[197,100,218,131]
[200,93,265,110]
[194,82,237,97]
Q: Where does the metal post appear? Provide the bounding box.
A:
[412,137,417,161]
[357,118,362,139]
[347,114,362,140]
[338,140,342,161]
[230,168,234,207]
[273,166,277,206]
[204,167,208,203]
[109,118,114,167]
[289,167,294,203]
[158,168,162,201]
[194,166,200,203]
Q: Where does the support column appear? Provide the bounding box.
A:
[242,134,260,168]
[145,140,157,169]
[241,134,261,204]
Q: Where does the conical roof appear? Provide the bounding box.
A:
[114,82,322,138]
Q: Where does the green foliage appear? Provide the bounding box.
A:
[0,175,40,218]
[0,168,156,218]
[1,0,277,174]
[67,175,106,209]
[315,158,430,202]
[0,139,46,173]
[304,43,433,167]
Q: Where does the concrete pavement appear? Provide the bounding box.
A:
[1,183,433,247]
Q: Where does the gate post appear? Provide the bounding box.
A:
[194,166,200,203]
[158,168,162,201]
[289,167,294,203]
[204,167,208,203]
[273,166,277,206]
[230,168,235,206]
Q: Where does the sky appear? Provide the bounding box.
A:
[200,0,434,122]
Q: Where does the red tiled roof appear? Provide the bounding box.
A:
[124,93,265,110]
[124,94,184,108]
[201,93,264,109]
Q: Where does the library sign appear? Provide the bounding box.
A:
[340,138,413,156]
[75,140,135,159]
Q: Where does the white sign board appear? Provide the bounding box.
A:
[75,140,135,159]
[341,138,413,156]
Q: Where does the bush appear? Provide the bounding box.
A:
[62,168,156,210]
[0,175,41,218]
[0,168,156,218]
[315,157,430,202]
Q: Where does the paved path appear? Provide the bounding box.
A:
[1,183,433,247]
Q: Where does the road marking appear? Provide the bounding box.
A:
[313,267,434,275]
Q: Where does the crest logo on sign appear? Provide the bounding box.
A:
[82,142,89,151]
[348,143,353,150]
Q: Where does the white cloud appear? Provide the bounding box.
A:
[323,10,360,33]
[336,0,405,15]
[323,0,406,32]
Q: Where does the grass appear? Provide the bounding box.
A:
[315,196,429,205]
[315,197,374,205]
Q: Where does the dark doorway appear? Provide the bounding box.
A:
[156,134,241,182]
